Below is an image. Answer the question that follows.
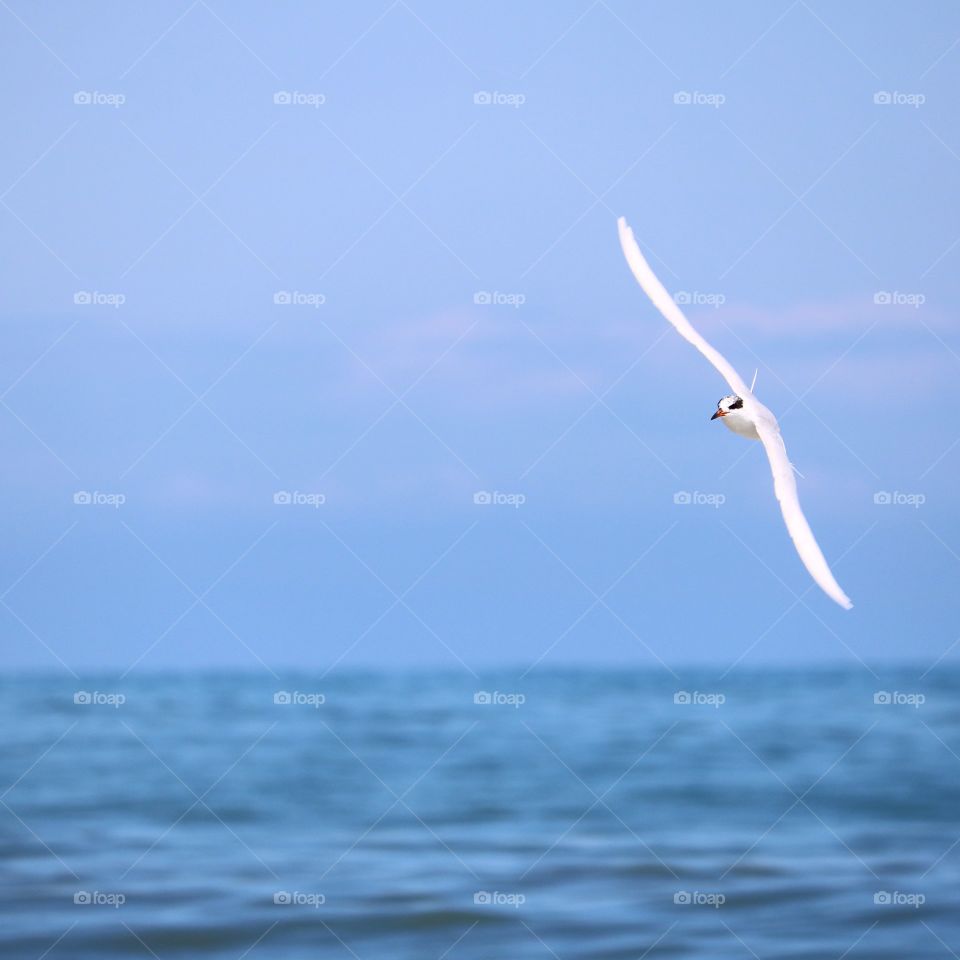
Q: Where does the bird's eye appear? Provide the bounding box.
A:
[728,398,744,410]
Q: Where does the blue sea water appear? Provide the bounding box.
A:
[1,667,958,959]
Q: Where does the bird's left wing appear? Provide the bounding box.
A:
[617,216,751,399]
[753,409,853,610]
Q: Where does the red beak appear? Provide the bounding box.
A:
[711,410,725,420]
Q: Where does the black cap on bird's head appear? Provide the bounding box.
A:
[711,395,744,420]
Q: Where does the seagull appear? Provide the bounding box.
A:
[617,216,853,610]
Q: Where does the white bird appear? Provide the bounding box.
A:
[617,216,853,610]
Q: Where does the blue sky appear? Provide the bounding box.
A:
[2,1,959,675]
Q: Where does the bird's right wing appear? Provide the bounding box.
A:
[617,217,751,399]
[753,409,853,610]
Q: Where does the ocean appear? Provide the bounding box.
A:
[2,667,957,958]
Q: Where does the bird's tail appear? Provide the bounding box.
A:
[778,434,806,478]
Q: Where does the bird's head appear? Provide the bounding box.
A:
[711,395,744,420]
